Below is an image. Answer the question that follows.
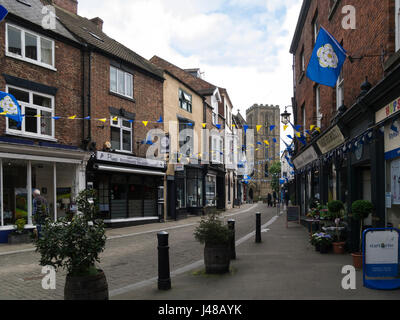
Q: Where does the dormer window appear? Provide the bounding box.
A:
[6,23,55,69]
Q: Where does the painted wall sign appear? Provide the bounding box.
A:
[363,228,400,290]
[292,146,318,169]
[96,151,165,169]
[316,125,345,154]
[376,96,400,123]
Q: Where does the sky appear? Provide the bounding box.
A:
[79,0,301,151]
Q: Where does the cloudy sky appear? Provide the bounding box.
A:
[79,0,301,149]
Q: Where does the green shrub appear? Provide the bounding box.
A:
[194,214,232,246]
[351,200,373,220]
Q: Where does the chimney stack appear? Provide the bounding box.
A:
[90,17,104,31]
[52,0,78,14]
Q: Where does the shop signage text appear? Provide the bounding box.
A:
[96,151,165,169]
[376,96,400,123]
[316,125,345,154]
[292,146,318,169]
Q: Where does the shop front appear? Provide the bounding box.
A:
[0,139,89,243]
[87,151,166,227]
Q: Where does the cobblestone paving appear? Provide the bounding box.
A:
[0,203,268,300]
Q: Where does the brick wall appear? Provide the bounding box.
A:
[89,53,164,158]
[0,20,83,147]
[293,0,395,133]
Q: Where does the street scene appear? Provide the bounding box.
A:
[0,0,399,307]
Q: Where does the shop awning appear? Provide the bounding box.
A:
[95,164,166,176]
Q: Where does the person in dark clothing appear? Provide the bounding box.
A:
[267,193,272,207]
[284,190,290,207]
[273,191,277,207]
[32,189,49,239]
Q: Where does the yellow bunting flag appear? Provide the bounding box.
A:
[310,125,316,131]
[112,116,118,121]
[0,111,7,115]
[283,125,288,131]
[68,115,77,120]
[99,118,107,123]
[232,124,236,128]
[296,132,301,137]
[264,140,269,145]
[34,114,41,118]
[315,127,321,132]
[202,123,206,128]
[256,125,262,132]
[142,121,148,127]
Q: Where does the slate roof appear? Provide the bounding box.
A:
[150,56,217,95]
[51,3,164,80]
[1,0,79,42]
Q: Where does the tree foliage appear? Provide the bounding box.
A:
[270,161,282,193]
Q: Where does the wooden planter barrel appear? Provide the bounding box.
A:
[204,244,230,274]
[64,269,108,300]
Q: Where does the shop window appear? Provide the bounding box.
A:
[31,162,55,221]
[6,86,54,139]
[186,170,203,208]
[176,177,186,209]
[206,175,217,207]
[179,89,192,113]
[128,175,143,218]
[110,117,132,152]
[56,163,76,219]
[6,23,55,69]
[143,176,158,217]
[97,175,110,217]
[110,66,133,98]
[3,159,27,226]
[110,175,127,219]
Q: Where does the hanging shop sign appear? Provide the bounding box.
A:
[96,151,165,169]
[375,96,400,123]
[292,146,318,170]
[316,125,345,154]
[363,228,400,290]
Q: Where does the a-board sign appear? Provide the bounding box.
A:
[286,206,300,228]
[363,228,400,290]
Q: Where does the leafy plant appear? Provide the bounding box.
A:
[327,200,344,219]
[194,214,233,247]
[15,218,27,234]
[34,189,107,276]
[270,162,282,193]
[314,232,333,246]
[76,189,99,220]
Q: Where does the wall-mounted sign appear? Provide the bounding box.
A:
[292,146,318,169]
[376,96,400,123]
[316,125,345,154]
[96,151,165,169]
[363,228,400,290]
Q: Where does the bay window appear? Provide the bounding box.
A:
[6,86,54,139]
[6,23,55,69]
[110,117,132,152]
[110,66,133,98]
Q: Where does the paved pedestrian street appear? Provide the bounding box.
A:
[0,203,398,300]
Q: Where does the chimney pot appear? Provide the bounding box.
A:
[90,17,104,31]
[52,0,78,14]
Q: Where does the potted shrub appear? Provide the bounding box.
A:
[351,200,373,269]
[194,213,233,274]
[327,200,346,254]
[311,232,322,252]
[8,218,31,244]
[34,189,108,300]
[315,232,333,254]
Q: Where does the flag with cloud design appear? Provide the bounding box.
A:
[306,26,347,87]
[0,92,22,128]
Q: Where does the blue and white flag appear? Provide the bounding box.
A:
[306,26,347,87]
[0,91,22,128]
[0,5,8,22]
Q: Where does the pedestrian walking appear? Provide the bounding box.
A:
[267,193,272,207]
[285,189,290,207]
[32,189,49,239]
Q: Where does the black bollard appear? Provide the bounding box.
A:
[157,231,171,290]
[228,219,236,260]
[255,212,261,243]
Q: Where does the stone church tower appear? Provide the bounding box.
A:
[246,104,281,201]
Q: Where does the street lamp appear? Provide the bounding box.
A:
[281,105,292,125]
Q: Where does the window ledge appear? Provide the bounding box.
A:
[5,131,58,142]
[5,52,57,72]
[109,91,136,103]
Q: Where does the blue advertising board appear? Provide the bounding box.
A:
[363,228,400,290]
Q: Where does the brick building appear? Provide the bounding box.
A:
[0,0,90,242]
[53,0,166,227]
[290,0,400,251]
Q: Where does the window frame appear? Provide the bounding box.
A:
[5,23,56,70]
[300,47,305,73]
[312,12,319,44]
[315,84,321,128]
[5,85,56,140]
[178,88,192,113]
[336,69,344,110]
[110,116,133,153]
[110,65,134,99]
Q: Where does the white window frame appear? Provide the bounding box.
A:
[336,69,344,110]
[301,48,305,72]
[211,94,218,125]
[179,88,192,113]
[396,0,400,51]
[5,85,56,140]
[312,14,319,44]
[315,85,321,128]
[110,66,134,99]
[5,23,56,71]
[110,117,132,153]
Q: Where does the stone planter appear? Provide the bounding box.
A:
[204,244,230,274]
[64,269,108,300]
[8,232,32,245]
